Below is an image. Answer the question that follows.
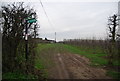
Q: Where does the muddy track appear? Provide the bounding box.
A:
[47,53,111,79]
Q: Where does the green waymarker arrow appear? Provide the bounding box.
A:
[27,19,37,23]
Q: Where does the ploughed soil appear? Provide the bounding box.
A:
[47,53,111,79]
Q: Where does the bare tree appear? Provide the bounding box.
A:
[108,14,119,42]
[107,14,119,65]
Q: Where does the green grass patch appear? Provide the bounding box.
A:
[63,44,108,66]
[3,72,36,79]
[113,59,120,66]
[36,43,57,51]
[107,70,120,79]
[34,43,57,78]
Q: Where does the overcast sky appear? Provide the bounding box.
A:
[1,0,119,41]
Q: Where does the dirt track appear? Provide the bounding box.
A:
[48,53,111,79]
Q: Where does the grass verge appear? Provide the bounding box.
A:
[34,43,59,78]
[106,70,120,79]
[3,72,36,79]
[63,44,108,66]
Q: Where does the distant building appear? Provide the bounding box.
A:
[32,38,55,43]
[44,38,55,43]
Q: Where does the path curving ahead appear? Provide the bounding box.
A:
[48,53,111,79]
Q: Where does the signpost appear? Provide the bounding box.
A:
[27,18,37,23]
[25,17,37,60]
